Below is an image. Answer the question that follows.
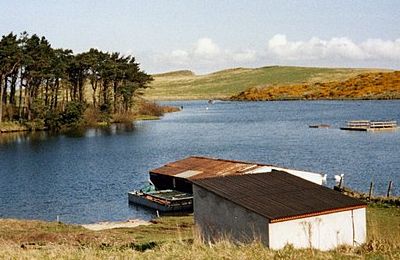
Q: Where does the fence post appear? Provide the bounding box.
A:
[368,182,374,200]
[386,180,393,197]
[338,176,343,190]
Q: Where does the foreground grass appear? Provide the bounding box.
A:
[144,66,388,100]
[2,240,388,260]
[0,205,399,259]
[0,216,193,248]
[367,204,400,242]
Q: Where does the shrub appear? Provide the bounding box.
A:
[113,112,136,123]
[45,110,62,130]
[83,107,101,126]
[24,119,46,131]
[138,101,164,117]
[61,101,85,126]
[31,99,47,120]
[44,101,86,130]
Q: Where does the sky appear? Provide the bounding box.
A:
[0,0,399,74]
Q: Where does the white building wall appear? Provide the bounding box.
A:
[193,185,269,245]
[246,166,325,185]
[268,208,366,251]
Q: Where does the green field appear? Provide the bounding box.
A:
[144,66,388,100]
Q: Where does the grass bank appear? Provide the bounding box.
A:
[0,120,50,133]
[0,205,399,259]
[0,100,180,133]
[0,121,29,133]
[144,66,388,100]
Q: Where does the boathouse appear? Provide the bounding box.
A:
[193,171,366,251]
[149,156,326,193]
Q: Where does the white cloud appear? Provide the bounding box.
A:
[267,34,400,62]
[326,37,365,59]
[144,35,400,74]
[193,38,220,59]
[361,38,400,60]
[150,37,260,73]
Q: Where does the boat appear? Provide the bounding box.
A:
[128,189,193,212]
[340,120,397,131]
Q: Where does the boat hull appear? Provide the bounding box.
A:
[128,191,193,212]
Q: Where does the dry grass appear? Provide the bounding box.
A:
[82,107,102,126]
[0,121,29,133]
[1,237,399,260]
[0,216,193,248]
[135,100,181,118]
[136,101,165,117]
[112,112,137,123]
[367,205,400,243]
[0,206,399,259]
[0,242,139,260]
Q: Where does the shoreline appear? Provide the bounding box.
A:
[81,219,151,231]
[1,195,397,229]
[229,97,400,102]
[0,119,159,134]
[141,97,400,102]
[0,114,175,134]
[0,105,181,134]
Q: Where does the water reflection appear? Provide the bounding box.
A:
[62,127,87,138]
[84,123,136,137]
[0,123,136,144]
[0,131,49,145]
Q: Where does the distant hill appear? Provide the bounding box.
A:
[144,66,390,100]
[231,71,400,101]
[152,70,195,77]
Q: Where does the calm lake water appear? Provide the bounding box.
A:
[0,100,399,223]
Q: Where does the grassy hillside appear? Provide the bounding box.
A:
[231,71,400,101]
[144,66,389,100]
[0,205,399,259]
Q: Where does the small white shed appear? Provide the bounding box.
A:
[193,171,366,251]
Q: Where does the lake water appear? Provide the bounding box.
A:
[0,100,399,223]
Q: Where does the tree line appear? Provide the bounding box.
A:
[0,32,152,128]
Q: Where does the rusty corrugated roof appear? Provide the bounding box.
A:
[193,171,366,222]
[149,156,270,180]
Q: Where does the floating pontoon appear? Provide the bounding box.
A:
[340,120,397,131]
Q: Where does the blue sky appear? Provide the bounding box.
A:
[1,0,399,73]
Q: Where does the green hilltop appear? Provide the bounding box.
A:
[144,66,389,100]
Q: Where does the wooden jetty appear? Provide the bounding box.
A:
[340,120,397,131]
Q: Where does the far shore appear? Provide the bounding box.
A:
[0,105,180,134]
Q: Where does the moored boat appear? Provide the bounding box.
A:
[128,189,193,212]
